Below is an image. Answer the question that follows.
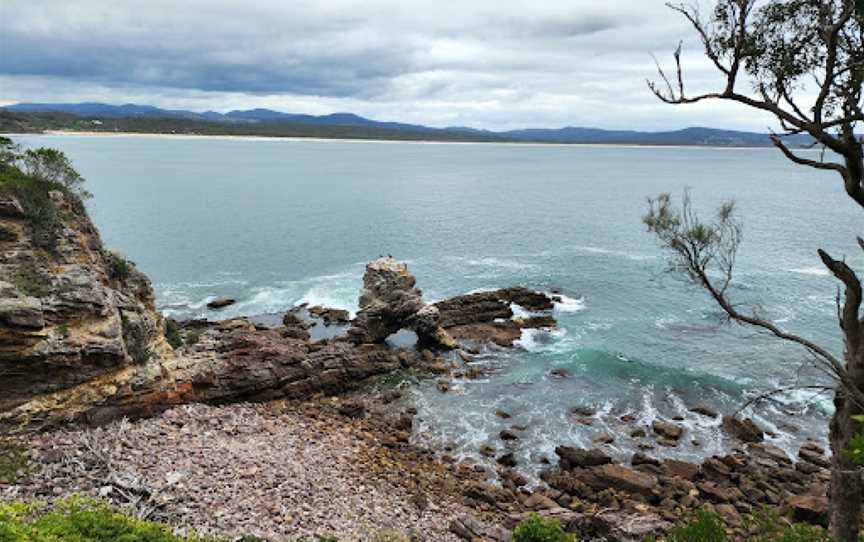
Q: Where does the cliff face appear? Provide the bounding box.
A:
[0,189,172,414]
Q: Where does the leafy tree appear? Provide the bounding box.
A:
[22,148,91,200]
[647,1,863,540]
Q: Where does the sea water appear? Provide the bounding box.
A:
[15,133,863,473]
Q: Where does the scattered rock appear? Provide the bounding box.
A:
[207,298,236,310]
[787,494,828,527]
[722,415,764,443]
[555,447,611,470]
[652,419,683,441]
[689,405,719,418]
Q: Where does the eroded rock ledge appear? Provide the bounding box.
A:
[1,195,558,433]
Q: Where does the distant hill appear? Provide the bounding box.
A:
[4,102,813,147]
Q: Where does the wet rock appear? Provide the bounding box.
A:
[652,419,683,441]
[689,404,719,418]
[495,410,512,419]
[548,368,571,379]
[499,429,519,441]
[555,447,611,470]
[722,415,764,443]
[207,297,236,309]
[631,452,661,467]
[497,452,517,467]
[570,405,597,417]
[307,305,350,325]
[593,433,615,445]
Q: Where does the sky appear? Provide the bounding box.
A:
[0,0,781,132]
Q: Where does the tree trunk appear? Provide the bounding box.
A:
[829,379,863,541]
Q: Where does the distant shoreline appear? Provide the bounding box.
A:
[1,129,809,151]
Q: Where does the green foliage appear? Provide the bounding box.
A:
[21,147,91,200]
[0,165,60,249]
[106,251,133,282]
[121,315,153,365]
[512,513,576,542]
[164,319,184,349]
[847,415,864,466]
[644,190,741,293]
[0,441,31,484]
[663,509,727,542]
[745,509,833,542]
[654,508,842,542]
[0,497,215,542]
[184,328,202,346]
[11,262,51,297]
[56,324,70,339]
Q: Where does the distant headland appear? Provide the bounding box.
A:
[0,102,815,148]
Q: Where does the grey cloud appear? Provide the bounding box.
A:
[0,0,773,131]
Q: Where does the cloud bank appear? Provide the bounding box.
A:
[0,0,779,131]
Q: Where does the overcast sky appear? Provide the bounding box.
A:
[0,0,781,132]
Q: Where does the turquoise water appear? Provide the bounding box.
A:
[15,134,864,470]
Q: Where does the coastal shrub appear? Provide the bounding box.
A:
[512,513,576,542]
[11,261,51,297]
[0,166,60,248]
[164,319,184,349]
[662,509,727,542]
[185,328,203,346]
[121,315,153,364]
[106,251,133,282]
[21,147,91,200]
[0,441,31,484]
[0,497,216,541]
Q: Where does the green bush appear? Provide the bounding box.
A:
[0,166,61,249]
[0,441,31,484]
[164,319,183,349]
[513,513,576,542]
[663,509,727,542]
[121,315,153,365]
[744,509,833,542]
[0,497,214,542]
[11,262,51,297]
[106,251,133,282]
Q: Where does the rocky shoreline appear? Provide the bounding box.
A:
[0,186,839,541]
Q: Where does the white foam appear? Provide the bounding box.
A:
[460,257,540,271]
[552,294,585,313]
[788,266,830,276]
[569,245,655,262]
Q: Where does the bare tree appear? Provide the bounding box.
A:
[646,0,863,539]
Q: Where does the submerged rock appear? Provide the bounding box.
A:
[207,297,236,310]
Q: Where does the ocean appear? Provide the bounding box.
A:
[15,133,864,474]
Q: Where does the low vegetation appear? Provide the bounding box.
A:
[512,514,576,542]
[0,137,91,250]
[647,508,863,542]
[106,250,133,282]
[11,261,51,297]
[0,441,31,484]
[164,319,183,349]
[0,498,214,542]
[121,315,153,364]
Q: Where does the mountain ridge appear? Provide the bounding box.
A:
[4,102,814,146]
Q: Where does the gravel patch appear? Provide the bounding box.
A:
[3,401,485,541]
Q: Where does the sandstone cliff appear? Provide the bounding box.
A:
[0,188,171,416]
